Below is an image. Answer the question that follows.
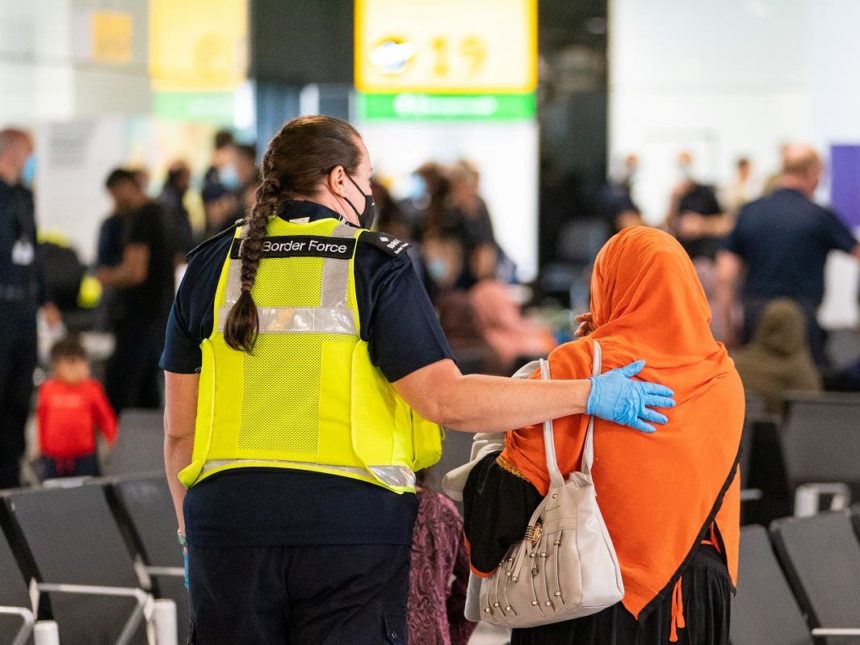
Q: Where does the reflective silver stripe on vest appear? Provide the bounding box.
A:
[217,305,355,334]
[219,222,357,334]
[320,224,355,308]
[224,221,251,307]
[200,459,415,488]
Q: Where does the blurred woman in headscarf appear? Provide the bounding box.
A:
[732,298,821,414]
[463,227,743,644]
[469,279,556,373]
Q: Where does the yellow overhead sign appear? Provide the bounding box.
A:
[355,0,537,94]
[149,0,247,92]
[92,12,133,65]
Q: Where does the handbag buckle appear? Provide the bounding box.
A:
[525,523,543,546]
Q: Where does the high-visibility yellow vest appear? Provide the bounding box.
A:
[179,217,443,493]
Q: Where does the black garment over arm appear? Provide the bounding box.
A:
[120,202,175,321]
[0,181,44,304]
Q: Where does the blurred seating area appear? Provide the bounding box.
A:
[731,512,860,644]
[0,441,181,643]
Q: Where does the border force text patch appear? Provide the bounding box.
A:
[231,236,357,260]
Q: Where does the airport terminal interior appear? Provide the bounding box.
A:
[2,0,860,643]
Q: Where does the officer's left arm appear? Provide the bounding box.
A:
[164,371,198,535]
[393,358,673,434]
[96,243,149,288]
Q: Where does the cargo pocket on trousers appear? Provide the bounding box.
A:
[383,611,406,644]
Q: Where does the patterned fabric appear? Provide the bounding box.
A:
[408,488,476,645]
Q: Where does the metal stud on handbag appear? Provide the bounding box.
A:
[479,341,624,628]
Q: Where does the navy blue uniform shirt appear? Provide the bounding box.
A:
[724,188,857,305]
[0,179,44,306]
[678,183,723,259]
[160,200,454,547]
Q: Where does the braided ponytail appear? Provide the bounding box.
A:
[222,162,282,351]
[221,115,362,353]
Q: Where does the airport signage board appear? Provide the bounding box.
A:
[355,0,536,120]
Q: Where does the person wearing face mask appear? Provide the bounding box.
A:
[0,128,61,489]
[160,116,676,644]
[203,129,238,192]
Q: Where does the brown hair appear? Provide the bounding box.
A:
[416,162,451,238]
[50,336,87,363]
[223,115,362,352]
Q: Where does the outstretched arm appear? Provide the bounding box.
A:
[393,358,674,434]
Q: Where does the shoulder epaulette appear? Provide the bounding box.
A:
[186,219,244,261]
[358,230,411,257]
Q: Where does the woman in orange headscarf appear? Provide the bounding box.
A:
[463,227,743,644]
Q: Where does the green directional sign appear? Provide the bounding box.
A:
[153,91,235,124]
[357,92,536,121]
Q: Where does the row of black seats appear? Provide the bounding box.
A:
[732,508,860,645]
[0,473,184,645]
[740,392,860,525]
[4,487,857,644]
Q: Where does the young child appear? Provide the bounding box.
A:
[37,337,117,478]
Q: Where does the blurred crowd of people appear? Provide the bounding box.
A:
[6,125,860,489]
[601,145,860,412]
[92,130,263,417]
[373,159,556,376]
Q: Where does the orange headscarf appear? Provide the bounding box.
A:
[500,227,743,620]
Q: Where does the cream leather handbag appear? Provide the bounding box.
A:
[478,341,624,628]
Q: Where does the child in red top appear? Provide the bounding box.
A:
[37,337,117,478]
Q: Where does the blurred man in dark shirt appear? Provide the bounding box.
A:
[97,168,175,413]
[716,145,860,366]
[666,151,731,259]
[94,192,128,333]
[159,160,194,257]
[0,129,60,488]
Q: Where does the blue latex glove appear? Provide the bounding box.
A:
[586,360,675,433]
[183,546,189,590]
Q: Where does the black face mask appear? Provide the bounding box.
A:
[345,174,376,229]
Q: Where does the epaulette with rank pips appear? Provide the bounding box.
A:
[358,230,411,257]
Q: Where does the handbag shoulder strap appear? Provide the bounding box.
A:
[581,340,602,476]
[541,340,602,487]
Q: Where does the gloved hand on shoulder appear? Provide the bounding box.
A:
[586,360,675,433]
